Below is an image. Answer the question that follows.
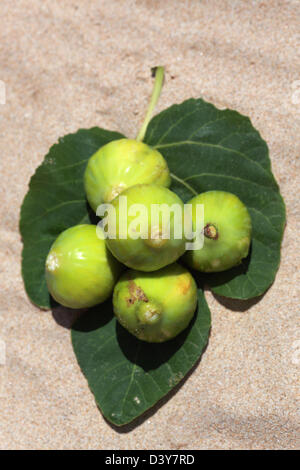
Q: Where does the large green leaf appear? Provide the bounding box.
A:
[20,128,124,309]
[20,96,285,426]
[71,289,211,426]
[144,98,286,299]
[20,99,285,304]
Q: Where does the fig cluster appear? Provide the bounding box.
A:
[45,136,252,343]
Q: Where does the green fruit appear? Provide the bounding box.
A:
[106,184,186,272]
[45,224,122,309]
[84,138,171,212]
[113,263,198,342]
[184,191,252,272]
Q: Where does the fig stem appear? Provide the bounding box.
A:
[136,66,165,142]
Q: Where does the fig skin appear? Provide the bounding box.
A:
[45,224,122,309]
[113,263,198,342]
[184,191,252,273]
[106,184,187,272]
[84,138,171,212]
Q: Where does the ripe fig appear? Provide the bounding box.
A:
[113,263,198,342]
[105,184,187,272]
[45,224,122,309]
[184,191,252,272]
[84,138,171,211]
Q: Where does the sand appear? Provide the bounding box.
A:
[0,0,299,450]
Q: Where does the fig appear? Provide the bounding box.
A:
[184,191,252,272]
[84,138,171,211]
[113,263,198,342]
[45,224,122,309]
[104,184,187,272]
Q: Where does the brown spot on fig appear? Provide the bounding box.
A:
[204,223,218,240]
[178,277,192,295]
[126,281,148,306]
[126,297,135,307]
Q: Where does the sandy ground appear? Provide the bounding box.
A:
[0,0,299,450]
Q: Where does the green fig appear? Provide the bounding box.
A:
[184,191,252,272]
[45,224,122,309]
[84,138,171,211]
[104,184,187,272]
[113,263,198,342]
